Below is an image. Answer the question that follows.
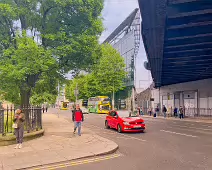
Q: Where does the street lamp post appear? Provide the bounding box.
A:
[132,86,135,112]
[112,81,115,110]
[76,83,78,103]
[74,83,79,106]
[57,81,60,118]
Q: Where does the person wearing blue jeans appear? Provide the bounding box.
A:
[74,121,82,136]
[72,104,84,136]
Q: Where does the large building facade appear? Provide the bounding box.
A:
[150,79,212,117]
[104,8,141,110]
[137,0,212,117]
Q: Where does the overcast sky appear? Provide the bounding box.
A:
[100,0,152,90]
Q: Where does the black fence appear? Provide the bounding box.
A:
[0,106,42,136]
[142,107,212,119]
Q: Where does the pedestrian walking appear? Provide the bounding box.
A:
[162,105,167,118]
[72,104,84,136]
[140,107,144,116]
[148,107,152,116]
[42,106,45,113]
[137,107,143,116]
[154,106,159,117]
[46,106,48,112]
[13,109,25,149]
[174,107,178,118]
[179,106,184,119]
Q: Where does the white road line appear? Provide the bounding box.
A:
[121,134,146,142]
[144,118,212,129]
[170,124,212,131]
[160,130,198,138]
[144,116,212,125]
[202,125,212,128]
[116,136,132,140]
[102,131,115,135]
[171,122,212,129]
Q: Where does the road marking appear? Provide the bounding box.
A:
[30,154,121,170]
[116,136,132,140]
[118,133,146,142]
[170,124,212,131]
[144,116,212,125]
[160,130,198,138]
[202,124,212,128]
[102,131,116,135]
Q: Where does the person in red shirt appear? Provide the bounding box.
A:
[72,104,84,136]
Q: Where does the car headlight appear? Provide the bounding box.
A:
[123,122,130,126]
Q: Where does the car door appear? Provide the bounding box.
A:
[113,112,120,129]
[110,111,118,128]
[107,112,113,127]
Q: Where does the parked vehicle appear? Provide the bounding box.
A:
[88,96,111,114]
[61,102,69,110]
[105,110,146,133]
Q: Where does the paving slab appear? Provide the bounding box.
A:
[0,113,118,170]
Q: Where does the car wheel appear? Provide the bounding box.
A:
[105,121,110,129]
[117,124,122,133]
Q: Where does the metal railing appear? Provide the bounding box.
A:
[185,108,212,118]
[0,106,42,136]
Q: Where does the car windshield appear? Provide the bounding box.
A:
[117,110,138,118]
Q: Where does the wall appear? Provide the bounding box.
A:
[150,78,212,116]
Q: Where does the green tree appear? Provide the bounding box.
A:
[94,44,127,95]
[65,73,100,101]
[65,44,127,100]
[0,0,104,106]
[0,34,58,106]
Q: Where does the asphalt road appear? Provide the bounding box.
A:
[57,112,212,170]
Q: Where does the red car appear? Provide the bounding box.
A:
[105,110,146,133]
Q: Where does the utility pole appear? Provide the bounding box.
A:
[74,83,79,107]
[132,86,135,112]
[57,81,60,118]
[76,83,78,103]
[112,81,115,110]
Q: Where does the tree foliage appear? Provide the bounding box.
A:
[94,44,127,94]
[65,73,100,102]
[0,34,58,105]
[65,44,127,101]
[0,0,104,106]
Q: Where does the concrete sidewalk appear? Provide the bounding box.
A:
[143,115,212,124]
[0,113,118,170]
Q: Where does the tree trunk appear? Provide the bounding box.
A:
[20,89,31,108]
